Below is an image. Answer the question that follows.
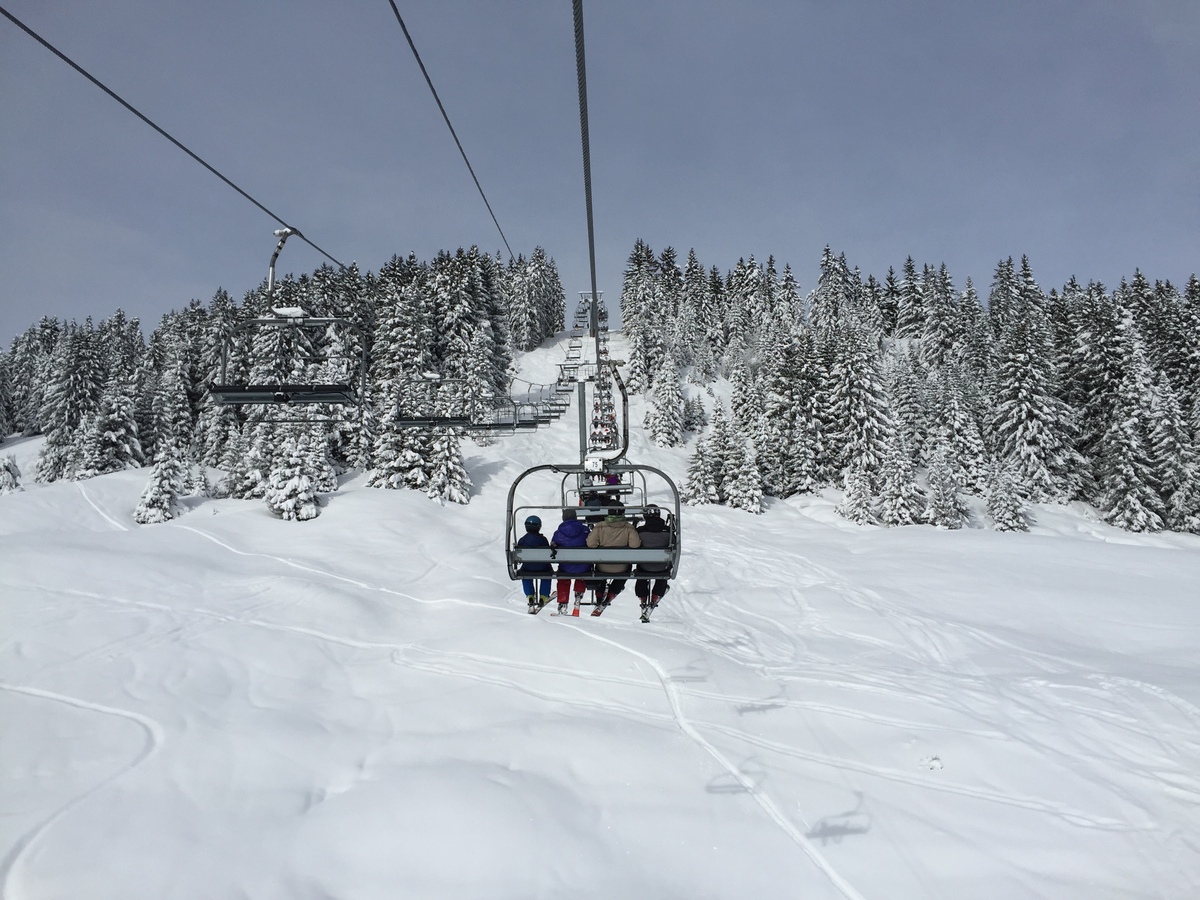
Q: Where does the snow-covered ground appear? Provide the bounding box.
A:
[3,336,1199,900]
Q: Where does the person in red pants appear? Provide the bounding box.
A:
[550,508,591,614]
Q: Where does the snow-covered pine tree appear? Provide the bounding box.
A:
[725,436,764,514]
[879,267,900,337]
[895,256,924,339]
[921,264,959,369]
[986,462,1030,532]
[925,446,969,529]
[264,439,321,521]
[875,433,924,526]
[193,289,240,466]
[620,240,658,393]
[36,321,104,482]
[682,437,721,506]
[987,256,1020,338]
[133,446,188,524]
[954,277,992,382]
[0,355,14,443]
[3,317,60,436]
[836,466,874,524]
[1167,452,1200,534]
[988,268,1082,503]
[932,369,990,494]
[296,421,338,493]
[681,395,708,433]
[828,323,894,479]
[1094,333,1164,532]
[224,426,271,499]
[78,377,144,478]
[0,453,22,494]
[425,428,471,505]
[707,403,735,503]
[646,356,684,447]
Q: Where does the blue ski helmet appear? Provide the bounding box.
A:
[524,515,542,532]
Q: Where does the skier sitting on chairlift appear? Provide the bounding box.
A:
[550,508,591,614]
[585,503,641,614]
[517,516,552,613]
[634,505,671,620]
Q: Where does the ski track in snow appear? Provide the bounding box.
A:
[0,684,164,899]
[76,483,128,532]
[559,622,869,900]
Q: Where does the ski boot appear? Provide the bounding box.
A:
[526,596,538,614]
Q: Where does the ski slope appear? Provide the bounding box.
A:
[2,335,1199,900]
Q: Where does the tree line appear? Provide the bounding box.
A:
[625,241,1200,533]
[0,246,564,517]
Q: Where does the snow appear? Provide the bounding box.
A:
[3,336,1200,899]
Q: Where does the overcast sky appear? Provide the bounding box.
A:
[2,0,1197,343]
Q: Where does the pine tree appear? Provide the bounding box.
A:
[896,257,924,339]
[986,463,1029,532]
[682,437,721,506]
[224,428,270,499]
[77,377,143,478]
[264,439,321,521]
[1094,337,1164,532]
[707,403,737,503]
[133,446,188,524]
[836,467,874,524]
[425,428,471,505]
[829,324,894,478]
[920,264,959,368]
[925,447,969,529]
[875,434,924,526]
[725,437,764,514]
[646,357,684,447]
[0,453,22,494]
[36,322,104,482]
[988,273,1082,503]
[681,395,708,433]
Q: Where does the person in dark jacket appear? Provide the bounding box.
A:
[516,515,552,613]
[585,504,641,611]
[550,508,591,614]
[634,505,672,616]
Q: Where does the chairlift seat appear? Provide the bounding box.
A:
[210,383,356,405]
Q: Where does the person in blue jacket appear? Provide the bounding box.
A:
[550,508,591,614]
[516,515,552,613]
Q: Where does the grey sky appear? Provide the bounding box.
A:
[2,1,1197,343]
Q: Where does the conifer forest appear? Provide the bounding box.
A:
[2,240,1198,536]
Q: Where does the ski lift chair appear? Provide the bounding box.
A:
[505,462,681,583]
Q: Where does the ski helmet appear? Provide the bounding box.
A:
[524,515,542,532]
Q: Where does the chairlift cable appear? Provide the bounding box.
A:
[384,0,515,262]
[0,4,345,270]
[572,0,600,311]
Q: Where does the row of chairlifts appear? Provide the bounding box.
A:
[207,230,572,433]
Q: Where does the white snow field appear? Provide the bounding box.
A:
[3,336,1200,900]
